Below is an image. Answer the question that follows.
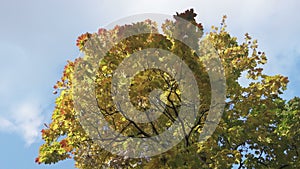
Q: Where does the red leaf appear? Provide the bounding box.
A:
[35,157,41,164]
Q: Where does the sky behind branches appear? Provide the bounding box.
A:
[0,0,299,168]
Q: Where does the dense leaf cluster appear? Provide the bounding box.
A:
[36,9,299,168]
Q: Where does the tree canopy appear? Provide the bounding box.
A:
[36,9,299,168]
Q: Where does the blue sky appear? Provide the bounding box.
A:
[0,0,299,168]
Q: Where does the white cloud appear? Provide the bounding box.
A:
[13,100,44,146]
[0,100,44,146]
[0,117,16,132]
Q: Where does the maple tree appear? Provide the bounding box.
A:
[36,9,299,168]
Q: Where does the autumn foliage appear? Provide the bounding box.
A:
[36,9,299,168]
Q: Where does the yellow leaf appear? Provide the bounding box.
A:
[101,66,107,71]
